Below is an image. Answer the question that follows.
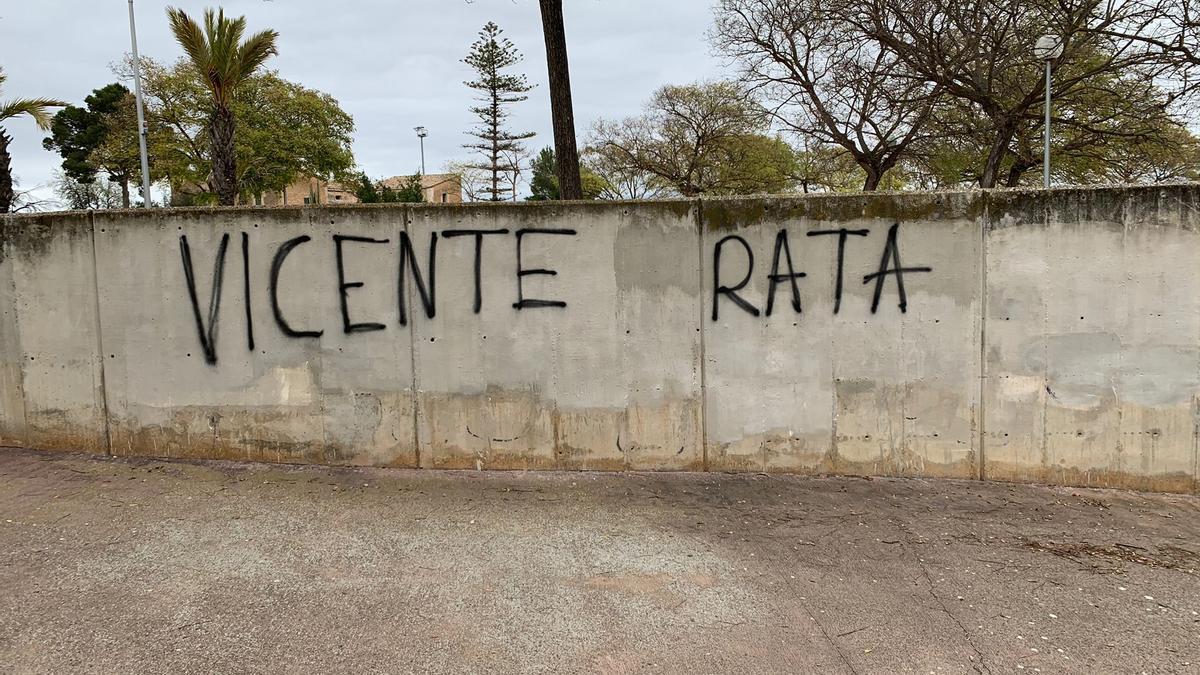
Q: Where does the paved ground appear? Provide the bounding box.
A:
[0,449,1197,674]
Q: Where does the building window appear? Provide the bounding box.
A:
[441,192,448,203]
[303,197,312,205]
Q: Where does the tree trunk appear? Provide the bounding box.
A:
[120,177,131,208]
[1005,160,1034,188]
[980,120,1018,189]
[0,129,12,213]
[210,104,238,206]
[861,166,882,191]
[539,0,582,200]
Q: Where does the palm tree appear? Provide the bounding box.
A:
[0,67,66,213]
[166,7,278,206]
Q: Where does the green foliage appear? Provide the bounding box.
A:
[166,6,279,205]
[352,172,379,202]
[125,58,355,203]
[394,173,425,203]
[354,172,424,203]
[528,147,558,200]
[527,146,606,200]
[234,72,356,196]
[42,83,129,184]
[590,82,797,196]
[911,69,1198,188]
[165,6,279,108]
[462,22,535,201]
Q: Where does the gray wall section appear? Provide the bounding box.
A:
[0,185,1196,493]
[0,213,106,454]
[702,193,982,477]
[91,207,416,466]
[984,188,1200,492]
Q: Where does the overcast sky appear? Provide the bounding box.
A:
[0,0,730,204]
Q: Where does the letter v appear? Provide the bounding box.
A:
[179,233,230,365]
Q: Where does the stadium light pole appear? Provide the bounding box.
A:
[127,0,153,206]
[1034,35,1064,189]
[414,126,428,175]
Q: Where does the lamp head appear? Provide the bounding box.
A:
[1034,35,1064,61]
[414,126,428,138]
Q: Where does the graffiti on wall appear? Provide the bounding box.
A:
[180,223,929,364]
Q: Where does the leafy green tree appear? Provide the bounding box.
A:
[855,0,1199,187]
[528,147,558,200]
[394,173,425,203]
[462,22,536,201]
[122,58,354,205]
[352,172,424,203]
[581,144,667,200]
[590,82,796,196]
[789,139,864,193]
[43,83,148,207]
[528,145,614,200]
[352,171,380,203]
[234,72,355,198]
[166,6,278,205]
[911,73,1195,189]
[0,67,66,213]
[42,84,125,183]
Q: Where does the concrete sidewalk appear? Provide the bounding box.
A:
[0,449,1196,674]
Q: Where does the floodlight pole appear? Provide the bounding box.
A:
[414,126,428,175]
[128,0,153,206]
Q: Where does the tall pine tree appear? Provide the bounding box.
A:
[462,22,535,201]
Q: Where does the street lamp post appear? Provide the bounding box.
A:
[1034,35,1064,189]
[127,0,153,207]
[414,126,428,175]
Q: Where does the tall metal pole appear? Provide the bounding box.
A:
[128,0,153,207]
[414,126,428,175]
[1043,59,1052,189]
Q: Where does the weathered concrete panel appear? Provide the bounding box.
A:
[91,207,416,466]
[1,186,1196,493]
[701,193,981,477]
[408,201,703,470]
[0,214,106,453]
[984,187,1200,492]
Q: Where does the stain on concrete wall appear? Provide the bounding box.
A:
[0,186,1197,493]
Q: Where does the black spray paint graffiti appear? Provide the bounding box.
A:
[182,223,928,365]
[179,227,578,364]
[712,223,932,320]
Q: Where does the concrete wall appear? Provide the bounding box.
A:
[1,185,1196,493]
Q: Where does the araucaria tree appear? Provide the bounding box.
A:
[166,6,278,206]
[463,22,535,201]
[0,67,66,213]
